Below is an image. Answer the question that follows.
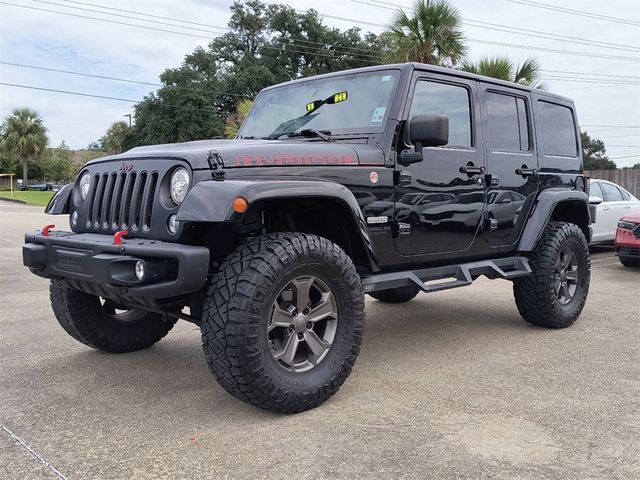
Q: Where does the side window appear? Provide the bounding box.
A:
[409,80,472,148]
[538,101,578,157]
[618,187,631,201]
[590,181,604,199]
[486,92,530,152]
[601,182,623,201]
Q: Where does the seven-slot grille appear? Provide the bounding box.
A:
[634,225,640,240]
[85,170,159,233]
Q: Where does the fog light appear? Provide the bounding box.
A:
[134,261,145,281]
[167,214,178,234]
[71,210,78,227]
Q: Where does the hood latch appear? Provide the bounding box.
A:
[207,150,225,181]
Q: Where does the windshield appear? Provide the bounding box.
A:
[238,70,400,139]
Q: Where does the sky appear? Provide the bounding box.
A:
[0,0,639,166]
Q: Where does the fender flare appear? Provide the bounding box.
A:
[518,188,590,251]
[44,183,72,214]
[177,179,379,271]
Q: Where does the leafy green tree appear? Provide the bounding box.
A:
[44,141,77,182]
[0,108,48,186]
[581,131,616,170]
[224,99,254,138]
[129,0,382,146]
[383,0,465,66]
[460,56,545,89]
[103,121,130,154]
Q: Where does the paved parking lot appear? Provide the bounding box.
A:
[1,201,639,479]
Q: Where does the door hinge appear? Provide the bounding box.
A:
[394,170,412,187]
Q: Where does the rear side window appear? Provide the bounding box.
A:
[538,101,578,157]
[486,92,530,152]
[601,182,623,201]
[410,80,472,148]
[618,187,631,201]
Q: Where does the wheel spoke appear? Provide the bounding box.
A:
[269,306,293,332]
[560,283,570,302]
[273,334,299,368]
[307,293,336,323]
[294,278,314,312]
[562,250,574,270]
[565,269,579,282]
[304,330,331,362]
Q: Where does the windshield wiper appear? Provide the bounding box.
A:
[270,129,333,141]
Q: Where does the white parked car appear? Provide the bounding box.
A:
[589,179,640,244]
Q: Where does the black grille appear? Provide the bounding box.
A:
[85,169,159,233]
[634,225,640,240]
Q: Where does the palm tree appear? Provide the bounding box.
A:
[0,108,48,186]
[384,0,465,66]
[224,99,254,139]
[460,56,545,89]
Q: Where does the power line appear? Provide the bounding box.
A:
[582,125,640,129]
[354,0,640,52]
[0,82,224,113]
[60,0,227,30]
[33,0,224,35]
[505,0,640,27]
[0,61,253,97]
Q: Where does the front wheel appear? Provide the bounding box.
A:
[200,233,365,413]
[513,222,590,328]
[619,255,639,268]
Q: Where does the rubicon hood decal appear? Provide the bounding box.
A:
[86,139,384,169]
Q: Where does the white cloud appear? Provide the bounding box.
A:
[1,0,638,165]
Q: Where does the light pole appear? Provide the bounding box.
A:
[124,113,132,127]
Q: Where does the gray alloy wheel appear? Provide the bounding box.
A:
[554,248,579,305]
[268,276,338,373]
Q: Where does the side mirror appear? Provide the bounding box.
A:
[589,196,603,205]
[399,115,449,166]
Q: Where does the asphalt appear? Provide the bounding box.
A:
[1,200,639,480]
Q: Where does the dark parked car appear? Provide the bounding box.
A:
[22,183,53,191]
[23,63,593,413]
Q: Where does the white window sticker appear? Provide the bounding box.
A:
[371,107,386,123]
[381,75,392,82]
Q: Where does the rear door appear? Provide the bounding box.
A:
[599,181,630,238]
[480,85,539,247]
[394,72,485,256]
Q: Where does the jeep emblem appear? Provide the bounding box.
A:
[119,162,133,172]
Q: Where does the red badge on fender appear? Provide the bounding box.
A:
[370,172,379,184]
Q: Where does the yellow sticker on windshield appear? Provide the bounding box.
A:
[306,102,316,112]
[333,91,348,103]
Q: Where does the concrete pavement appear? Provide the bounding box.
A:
[1,201,639,479]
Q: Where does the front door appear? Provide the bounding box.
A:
[394,73,485,256]
[480,85,539,247]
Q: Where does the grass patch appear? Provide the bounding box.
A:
[0,190,55,206]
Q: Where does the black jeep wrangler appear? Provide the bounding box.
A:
[23,63,592,413]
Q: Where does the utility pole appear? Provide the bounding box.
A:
[124,113,132,128]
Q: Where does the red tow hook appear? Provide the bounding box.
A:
[41,224,56,236]
[113,230,129,245]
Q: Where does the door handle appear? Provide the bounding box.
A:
[459,162,486,176]
[515,165,537,177]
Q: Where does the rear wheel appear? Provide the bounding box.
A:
[50,280,177,352]
[513,222,590,328]
[368,285,421,304]
[200,233,364,413]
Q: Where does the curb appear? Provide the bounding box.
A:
[0,196,28,205]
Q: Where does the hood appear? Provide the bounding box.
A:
[621,209,640,223]
[85,139,385,170]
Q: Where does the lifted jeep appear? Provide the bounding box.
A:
[24,63,592,413]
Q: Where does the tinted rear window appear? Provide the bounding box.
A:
[538,101,577,157]
[486,92,530,152]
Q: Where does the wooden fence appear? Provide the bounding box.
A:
[585,169,640,198]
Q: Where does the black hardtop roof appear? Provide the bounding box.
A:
[261,62,573,104]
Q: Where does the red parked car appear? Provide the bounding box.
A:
[615,211,640,267]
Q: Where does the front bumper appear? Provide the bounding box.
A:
[23,230,210,298]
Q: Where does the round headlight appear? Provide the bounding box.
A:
[170,168,190,204]
[79,172,91,200]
